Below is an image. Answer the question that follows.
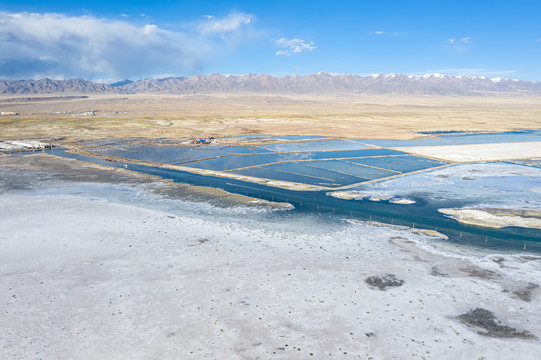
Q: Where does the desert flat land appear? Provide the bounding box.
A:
[2,93,541,142]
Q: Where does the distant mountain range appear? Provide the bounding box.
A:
[1,73,540,95]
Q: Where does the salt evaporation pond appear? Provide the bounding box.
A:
[87,144,271,164]
[44,129,540,251]
[49,141,541,252]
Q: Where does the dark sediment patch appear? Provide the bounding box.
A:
[459,266,500,280]
[365,274,404,290]
[504,283,538,302]
[430,266,448,277]
[492,257,505,268]
[189,238,210,247]
[501,287,538,302]
[520,255,541,261]
[513,283,538,302]
[458,308,535,339]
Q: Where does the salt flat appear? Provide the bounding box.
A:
[394,141,541,162]
[1,158,541,359]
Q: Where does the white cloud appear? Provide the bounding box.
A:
[143,24,158,35]
[446,37,470,44]
[274,50,291,56]
[197,12,253,35]
[120,14,128,18]
[537,37,541,42]
[0,11,255,79]
[371,31,402,37]
[275,38,316,56]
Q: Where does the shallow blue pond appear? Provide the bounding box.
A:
[351,129,541,147]
[87,145,272,164]
[346,155,448,173]
[259,139,369,152]
[262,162,368,186]
[230,166,367,187]
[304,160,397,180]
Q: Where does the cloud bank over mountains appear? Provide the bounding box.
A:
[0,11,255,80]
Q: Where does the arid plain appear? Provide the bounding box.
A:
[2,93,541,141]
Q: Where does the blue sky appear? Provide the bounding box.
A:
[1,0,540,81]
